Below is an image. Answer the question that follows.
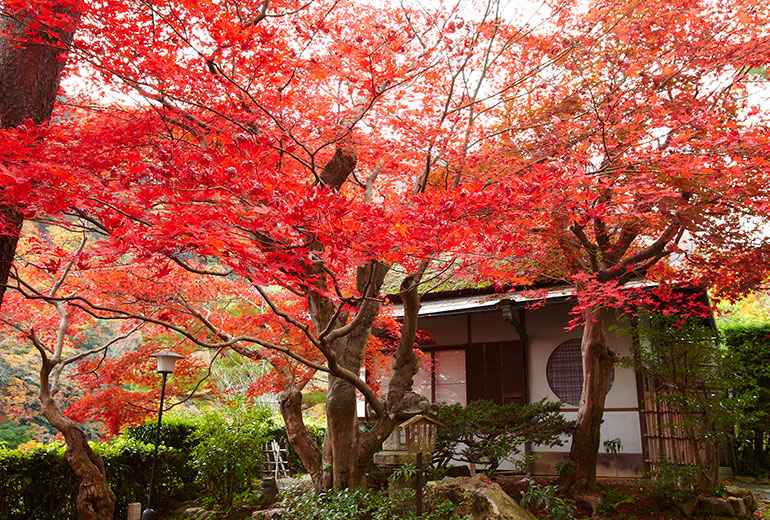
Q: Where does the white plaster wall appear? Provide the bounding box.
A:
[535,411,643,453]
[526,303,642,453]
[416,304,644,456]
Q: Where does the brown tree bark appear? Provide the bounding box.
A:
[39,359,116,520]
[560,306,618,513]
[279,384,324,491]
[279,258,424,491]
[259,144,425,490]
[0,3,78,308]
[352,272,422,485]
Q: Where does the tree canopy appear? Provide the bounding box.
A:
[2,0,770,505]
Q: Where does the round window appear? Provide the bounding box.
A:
[545,339,614,406]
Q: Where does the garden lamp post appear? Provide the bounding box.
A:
[399,414,443,516]
[142,351,184,520]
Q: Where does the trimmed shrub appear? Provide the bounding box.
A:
[434,399,573,473]
[0,438,195,520]
[124,414,200,454]
[0,403,325,516]
[190,402,272,509]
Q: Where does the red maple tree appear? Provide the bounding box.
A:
[4,0,770,513]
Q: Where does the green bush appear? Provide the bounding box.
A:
[0,402,323,517]
[519,483,577,520]
[96,436,198,517]
[434,399,573,473]
[721,323,770,476]
[624,314,739,490]
[191,401,272,509]
[124,415,200,454]
[0,438,196,520]
[0,443,77,520]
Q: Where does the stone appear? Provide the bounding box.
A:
[252,507,284,519]
[727,496,747,518]
[183,506,216,520]
[425,475,537,520]
[725,487,758,512]
[276,474,313,494]
[255,477,279,508]
[674,496,699,517]
[374,450,431,467]
[697,496,734,517]
[396,391,440,420]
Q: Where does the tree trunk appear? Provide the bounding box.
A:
[0,206,22,306]
[326,374,359,489]
[561,306,618,512]
[279,384,323,491]
[39,362,115,520]
[289,262,423,490]
[353,271,423,485]
[0,3,78,308]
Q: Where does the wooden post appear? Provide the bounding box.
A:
[127,503,141,520]
[416,452,423,516]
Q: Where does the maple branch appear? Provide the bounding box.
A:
[68,209,109,235]
[607,224,638,265]
[613,221,681,277]
[50,227,87,298]
[365,159,384,203]
[256,276,386,416]
[255,285,323,349]
[242,0,269,27]
[24,291,335,378]
[165,347,225,412]
[166,254,233,276]
[569,223,600,272]
[59,323,145,369]
[26,327,50,362]
[321,263,379,344]
[51,301,68,366]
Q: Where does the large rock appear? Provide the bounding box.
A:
[725,486,758,512]
[252,508,284,519]
[255,477,279,508]
[673,496,699,517]
[425,475,537,520]
[727,496,748,518]
[182,507,216,520]
[697,496,734,517]
[276,474,313,494]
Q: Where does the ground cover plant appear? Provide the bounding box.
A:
[279,487,470,520]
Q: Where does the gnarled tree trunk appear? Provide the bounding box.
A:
[39,360,115,520]
[560,306,618,512]
[279,384,323,490]
[279,263,424,491]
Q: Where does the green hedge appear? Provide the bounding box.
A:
[0,437,196,520]
[0,410,326,518]
[721,324,770,476]
[124,416,200,454]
